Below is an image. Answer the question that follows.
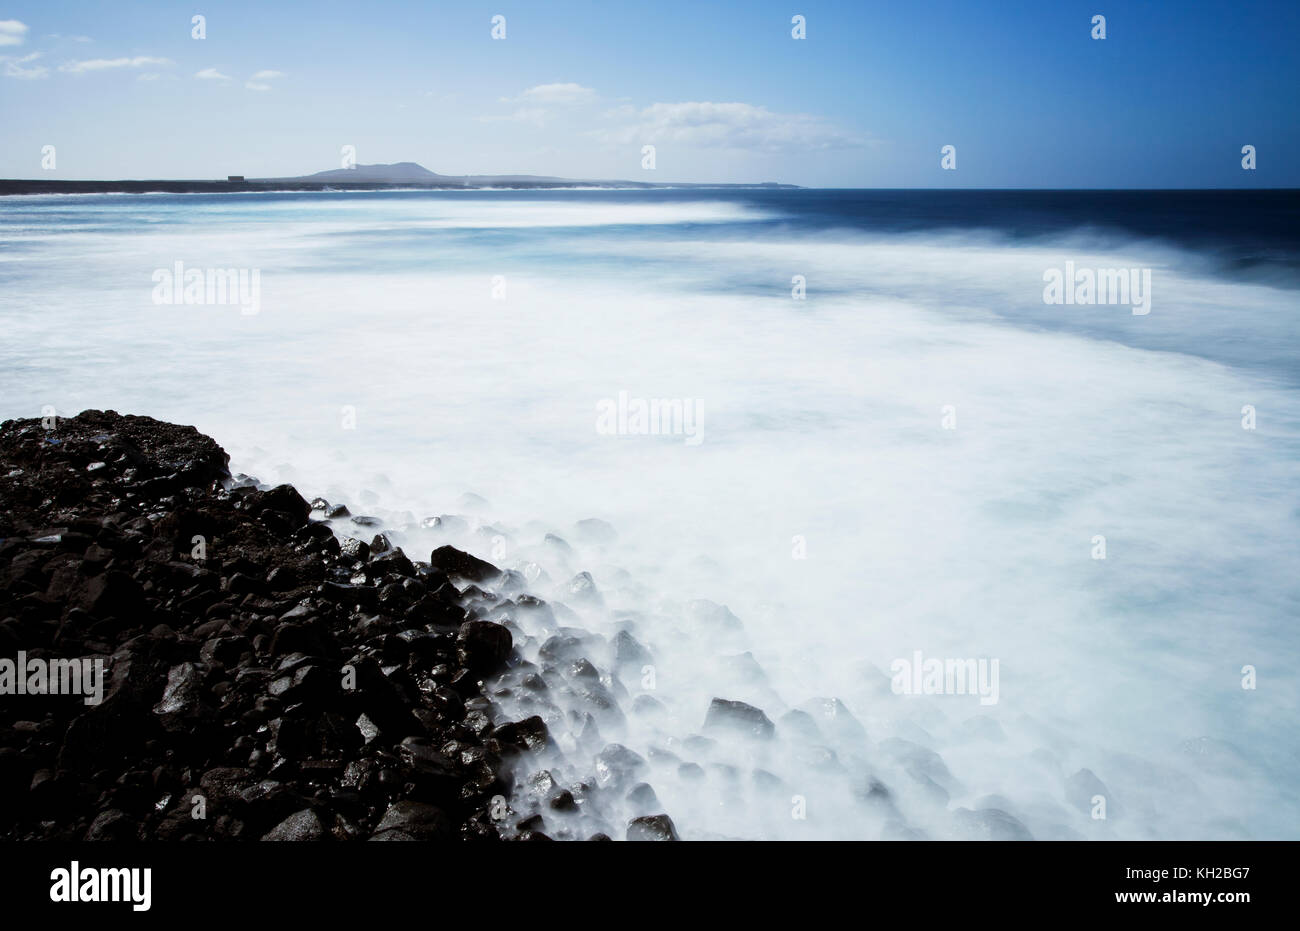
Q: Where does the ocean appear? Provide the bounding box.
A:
[1,188,1297,839]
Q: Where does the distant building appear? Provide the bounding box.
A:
[227,175,245,182]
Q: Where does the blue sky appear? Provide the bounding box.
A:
[1,0,1296,186]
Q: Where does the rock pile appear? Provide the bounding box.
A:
[0,410,546,840]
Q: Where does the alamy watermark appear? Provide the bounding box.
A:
[1043,261,1151,315]
[152,261,261,315]
[890,650,1000,705]
[0,653,105,705]
[50,861,151,911]
[596,391,703,445]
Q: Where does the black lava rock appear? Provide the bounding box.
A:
[627,814,679,841]
[429,546,501,584]
[0,410,534,843]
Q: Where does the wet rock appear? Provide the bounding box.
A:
[493,716,550,753]
[778,709,822,742]
[538,633,586,664]
[339,537,369,561]
[1065,768,1117,817]
[612,629,652,666]
[76,570,145,621]
[703,698,775,740]
[250,485,311,528]
[567,658,601,682]
[678,762,705,781]
[594,744,648,789]
[262,808,327,841]
[951,807,1033,841]
[200,635,250,668]
[424,515,468,534]
[369,548,414,579]
[852,776,899,816]
[371,800,452,840]
[543,534,573,555]
[0,410,532,843]
[399,737,459,778]
[797,697,868,743]
[152,662,212,733]
[626,782,661,814]
[880,738,955,788]
[631,694,666,716]
[456,620,512,673]
[429,545,500,584]
[684,599,743,631]
[573,518,617,544]
[84,809,138,842]
[627,814,678,841]
[565,571,603,605]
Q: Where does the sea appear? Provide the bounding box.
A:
[1,187,1297,840]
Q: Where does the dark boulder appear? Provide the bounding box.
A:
[456,620,512,673]
[261,808,327,841]
[429,545,501,584]
[627,814,678,841]
[703,698,775,740]
[370,800,452,840]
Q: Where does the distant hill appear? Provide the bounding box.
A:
[266,162,450,184]
[0,161,799,195]
[258,161,794,190]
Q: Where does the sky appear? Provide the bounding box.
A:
[0,0,1296,187]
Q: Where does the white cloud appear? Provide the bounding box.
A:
[47,33,92,43]
[245,69,284,90]
[1,51,47,79]
[478,107,550,127]
[0,19,28,47]
[195,67,232,81]
[593,101,862,153]
[482,83,598,127]
[59,56,172,74]
[482,85,860,155]
[518,82,596,105]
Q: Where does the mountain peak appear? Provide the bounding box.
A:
[279,162,445,183]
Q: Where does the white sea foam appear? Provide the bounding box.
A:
[2,193,1296,839]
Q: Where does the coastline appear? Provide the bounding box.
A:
[0,410,575,841]
[0,180,799,197]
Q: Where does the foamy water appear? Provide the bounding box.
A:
[2,190,1296,839]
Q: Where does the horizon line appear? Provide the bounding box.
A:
[1,179,1296,193]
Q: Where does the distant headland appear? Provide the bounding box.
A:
[0,161,798,195]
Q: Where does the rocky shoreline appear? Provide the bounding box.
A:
[0,410,555,841]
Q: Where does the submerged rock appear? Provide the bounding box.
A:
[594,743,648,788]
[573,518,617,544]
[703,698,775,740]
[951,808,1033,841]
[1065,768,1118,818]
